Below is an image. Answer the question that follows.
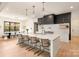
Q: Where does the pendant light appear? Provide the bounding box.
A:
[32,5,35,18]
[26,8,28,16]
[42,2,45,17]
[41,2,46,34]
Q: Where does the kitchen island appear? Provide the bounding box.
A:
[22,33,60,57]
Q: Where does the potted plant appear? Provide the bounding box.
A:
[26,29,29,34]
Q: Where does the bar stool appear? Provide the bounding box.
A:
[33,38,42,55]
[22,35,32,49]
[17,34,24,46]
[25,36,33,50]
[37,39,50,56]
[22,35,30,45]
[27,37,40,51]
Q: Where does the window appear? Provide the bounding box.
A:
[10,22,15,31]
[4,21,20,32]
[4,21,9,32]
[15,23,20,31]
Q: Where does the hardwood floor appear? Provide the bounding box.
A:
[56,36,79,57]
[0,38,49,57]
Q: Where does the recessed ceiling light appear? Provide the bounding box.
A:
[6,8,9,10]
[70,6,74,9]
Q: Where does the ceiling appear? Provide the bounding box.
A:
[0,2,79,19]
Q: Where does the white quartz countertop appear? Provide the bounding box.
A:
[24,33,60,41]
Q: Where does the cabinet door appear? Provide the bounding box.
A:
[55,13,71,24]
[47,15,54,24]
[55,15,63,24]
[43,15,54,24]
[34,22,38,33]
[38,18,44,24]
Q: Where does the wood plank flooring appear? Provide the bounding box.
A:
[0,38,49,57]
[56,36,79,57]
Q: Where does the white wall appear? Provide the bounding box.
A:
[0,20,4,37]
[71,10,79,36]
[0,15,38,37]
[21,17,38,34]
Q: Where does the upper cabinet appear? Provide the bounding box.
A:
[54,12,71,24]
[38,14,55,24]
[38,12,71,24]
[38,18,44,24]
[43,14,54,24]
